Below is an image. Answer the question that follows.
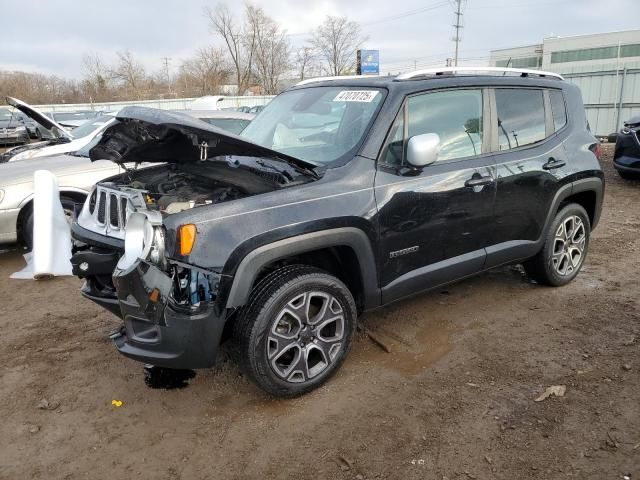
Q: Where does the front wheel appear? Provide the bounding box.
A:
[235,265,357,397]
[523,204,590,286]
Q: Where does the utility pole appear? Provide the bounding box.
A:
[453,0,464,67]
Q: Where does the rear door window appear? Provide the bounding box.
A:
[495,89,546,150]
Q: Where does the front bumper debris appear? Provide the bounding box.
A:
[111,260,226,369]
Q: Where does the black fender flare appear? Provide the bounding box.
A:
[224,227,380,310]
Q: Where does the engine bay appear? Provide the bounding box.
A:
[126,170,245,214]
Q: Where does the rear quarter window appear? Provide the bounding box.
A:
[549,90,568,132]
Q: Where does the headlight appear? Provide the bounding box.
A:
[14,126,26,132]
[116,211,165,271]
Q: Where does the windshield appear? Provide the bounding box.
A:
[240,86,384,165]
[70,115,113,139]
[201,117,251,135]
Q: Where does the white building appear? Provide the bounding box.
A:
[490,30,640,136]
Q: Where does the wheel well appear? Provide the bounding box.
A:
[559,190,597,228]
[253,246,365,312]
[16,191,87,244]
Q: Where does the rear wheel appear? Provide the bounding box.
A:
[617,169,639,180]
[523,204,590,286]
[234,265,357,397]
[22,196,78,251]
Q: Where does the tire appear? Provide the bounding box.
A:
[617,169,639,180]
[234,265,357,397]
[523,204,590,287]
[22,196,78,251]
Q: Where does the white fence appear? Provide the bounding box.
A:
[31,95,275,113]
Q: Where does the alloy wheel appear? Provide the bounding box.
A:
[267,291,345,383]
[551,215,586,276]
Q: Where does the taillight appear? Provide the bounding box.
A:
[178,224,197,256]
[595,142,601,161]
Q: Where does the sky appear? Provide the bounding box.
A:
[1,0,639,79]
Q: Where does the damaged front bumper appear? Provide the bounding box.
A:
[72,242,228,369]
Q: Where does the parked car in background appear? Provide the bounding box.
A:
[0,145,123,249]
[1,97,116,163]
[0,109,29,146]
[248,105,266,114]
[613,115,640,179]
[69,68,603,397]
[48,110,101,129]
[184,110,255,135]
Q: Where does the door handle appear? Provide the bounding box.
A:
[542,157,566,170]
[465,175,494,188]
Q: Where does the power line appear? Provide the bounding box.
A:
[286,0,450,37]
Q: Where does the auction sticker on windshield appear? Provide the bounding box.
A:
[333,90,379,102]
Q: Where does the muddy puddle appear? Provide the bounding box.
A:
[353,308,455,376]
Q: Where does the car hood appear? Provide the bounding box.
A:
[89,106,318,171]
[6,96,73,140]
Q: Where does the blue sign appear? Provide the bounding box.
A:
[359,50,380,75]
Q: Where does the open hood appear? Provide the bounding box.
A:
[88,106,318,171]
[6,96,73,140]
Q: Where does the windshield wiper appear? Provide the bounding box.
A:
[269,155,321,180]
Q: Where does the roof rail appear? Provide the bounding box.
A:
[396,67,564,81]
[296,75,382,86]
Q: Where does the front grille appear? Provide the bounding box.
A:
[120,197,129,227]
[77,184,149,241]
[97,191,106,224]
[109,194,119,228]
[88,190,97,214]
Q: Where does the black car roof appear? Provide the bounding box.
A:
[289,74,569,96]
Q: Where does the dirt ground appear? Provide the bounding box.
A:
[0,144,638,480]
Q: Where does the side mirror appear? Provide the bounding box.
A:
[406,133,440,168]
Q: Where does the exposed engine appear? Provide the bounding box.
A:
[126,170,245,214]
[76,160,300,243]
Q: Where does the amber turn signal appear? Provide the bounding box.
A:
[178,224,197,256]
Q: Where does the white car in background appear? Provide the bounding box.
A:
[1,97,116,163]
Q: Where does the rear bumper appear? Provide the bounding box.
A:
[613,156,640,172]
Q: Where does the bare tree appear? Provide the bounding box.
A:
[295,46,320,81]
[82,52,111,101]
[205,4,258,95]
[180,46,229,96]
[109,50,146,97]
[248,6,291,94]
[311,16,367,76]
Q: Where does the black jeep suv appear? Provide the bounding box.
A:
[71,68,604,397]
